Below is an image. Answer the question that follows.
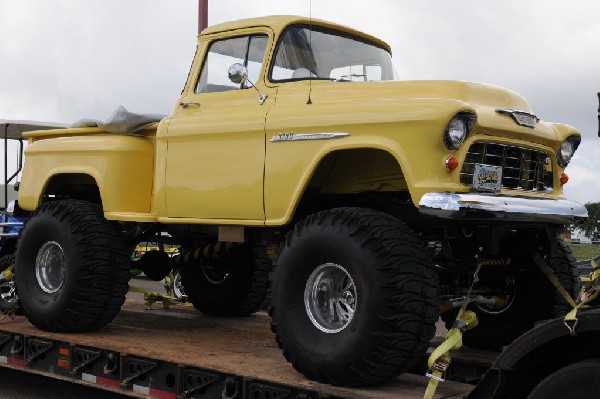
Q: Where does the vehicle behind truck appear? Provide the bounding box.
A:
[12,16,586,387]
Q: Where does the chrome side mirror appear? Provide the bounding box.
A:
[228,63,248,84]
[228,63,267,105]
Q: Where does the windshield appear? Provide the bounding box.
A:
[270,25,395,82]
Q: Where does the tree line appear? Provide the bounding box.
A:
[578,202,600,239]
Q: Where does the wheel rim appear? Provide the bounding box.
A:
[0,280,15,304]
[172,271,185,299]
[202,256,230,285]
[304,263,357,333]
[475,275,516,315]
[35,241,66,293]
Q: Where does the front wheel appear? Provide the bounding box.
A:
[15,200,130,332]
[270,208,439,387]
[442,235,579,350]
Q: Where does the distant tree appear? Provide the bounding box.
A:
[580,202,600,239]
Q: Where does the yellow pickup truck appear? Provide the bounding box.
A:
[14,16,586,386]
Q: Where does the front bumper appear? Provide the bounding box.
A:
[418,192,587,224]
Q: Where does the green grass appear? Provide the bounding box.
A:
[568,243,600,261]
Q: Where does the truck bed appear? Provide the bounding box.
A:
[0,300,478,399]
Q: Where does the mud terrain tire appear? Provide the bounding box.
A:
[270,207,439,386]
[15,200,130,332]
[180,242,271,316]
[442,236,579,350]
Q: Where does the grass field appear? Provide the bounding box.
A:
[568,243,600,261]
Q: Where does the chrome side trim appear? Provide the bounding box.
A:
[270,132,351,142]
[418,192,587,224]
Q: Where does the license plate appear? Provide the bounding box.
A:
[473,164,502,192]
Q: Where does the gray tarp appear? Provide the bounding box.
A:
[71,106,166,135]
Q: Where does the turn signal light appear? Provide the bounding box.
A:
[560,172,569,185]
[446,156,459,171]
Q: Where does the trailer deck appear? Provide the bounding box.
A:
[0,300,479,399]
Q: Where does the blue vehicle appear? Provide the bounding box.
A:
[0,201,25,312]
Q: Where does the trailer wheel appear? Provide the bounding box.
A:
[15,200,130,332]
[528,359,600,399]
[180,242,271,316]
[270,208,439,387]
[0,255,17,314]
[442,235,579,350]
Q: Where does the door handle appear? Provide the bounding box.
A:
[179,101,200,108]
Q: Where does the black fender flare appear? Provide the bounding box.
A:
[470,307,600,398]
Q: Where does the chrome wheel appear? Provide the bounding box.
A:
[172,270,186,299]
[0,280,15,304]
[35,241,66,293]
[304,263,357,333]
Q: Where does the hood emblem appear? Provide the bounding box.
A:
[496,109,539,129]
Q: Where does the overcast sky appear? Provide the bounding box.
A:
[1,0,599,204]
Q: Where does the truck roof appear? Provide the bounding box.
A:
[200,15,392,54]
[0,119,66,140]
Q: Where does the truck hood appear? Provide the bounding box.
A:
[320,80,571,146]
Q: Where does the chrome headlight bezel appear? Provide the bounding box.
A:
[557,135,581,168]
[443,112,477,151]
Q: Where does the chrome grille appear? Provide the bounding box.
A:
[460,142,553,191]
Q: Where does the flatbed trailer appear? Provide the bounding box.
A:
[0,300,479,399]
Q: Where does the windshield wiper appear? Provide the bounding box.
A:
[336,74,367,82]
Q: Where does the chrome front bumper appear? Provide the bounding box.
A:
[418,193,587,224]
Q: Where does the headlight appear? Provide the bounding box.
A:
[444,112,476,151]
[557,135,581,167]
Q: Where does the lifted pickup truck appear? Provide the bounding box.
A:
[13,16,586,387]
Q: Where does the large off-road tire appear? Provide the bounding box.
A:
[0,254,17,314]
[180,242,271,316]
[270,207,439,387]
[15,200,130,332]
[442,236,579,350]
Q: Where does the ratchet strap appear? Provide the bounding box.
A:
[128,285,176,309]
[534,254,600,336]
[1,265,13,282]
[423,264,481,399]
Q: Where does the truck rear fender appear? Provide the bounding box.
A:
[18,134,155,215]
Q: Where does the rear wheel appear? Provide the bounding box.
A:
[270,208,439,386]
[15,200,130,332]
[180,242,271,316]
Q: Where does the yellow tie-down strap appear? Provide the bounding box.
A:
[423,310,478,399]
[534,254,600,336]
[128,285,180,310]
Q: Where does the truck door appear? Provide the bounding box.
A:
[165,32,273,221]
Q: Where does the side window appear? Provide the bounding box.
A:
[196,35,268,94]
